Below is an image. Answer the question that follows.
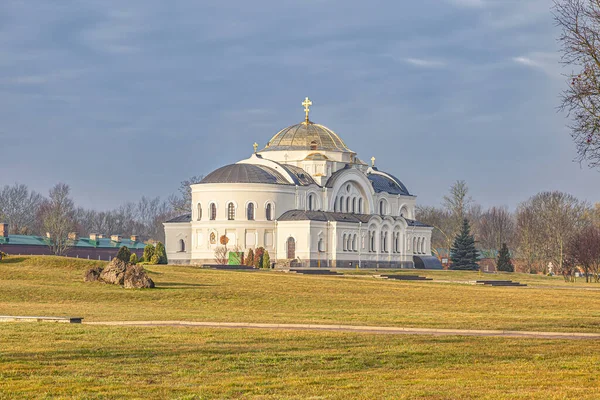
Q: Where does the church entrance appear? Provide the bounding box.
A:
[286,237,296,259]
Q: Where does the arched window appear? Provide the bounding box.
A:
[400,206,408,218]
[395,234,400,253]
[413,237,416,253]
[179,239,185,252]
[346,197,350,213]
[352,198,356,213]
[347,235,352,252]
[353,234,357,252]
[210,203,217,220]
[358,198,363,214]
[197,204,202,221]
[266,203,273,221]
[247,203,255,220]
[308,194,314,211]
[343,234,347,251]
[227,203,235,220]
[379,200,386,216]
[370,231,375,252]
[334,197,338,212]
[318,238,325,252]
[340,196,344,212]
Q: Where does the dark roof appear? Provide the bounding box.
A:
[200,164,292,185]
[367,171,410,196]
[280,164,317,186]
[405,219,432,227]
[278,210,431,227]
[0,235,146,249]
[165,213,192,223]
[278,210,372,223]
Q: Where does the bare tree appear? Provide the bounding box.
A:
[0,183,44,234]
[415,205,453,258]
[516,205,544,273]
[517,191,589,274]
[478,206,515,251]
[554,0,600,168]
[39,183,76,256]
[169,175,204,214]
[567,225,600,282]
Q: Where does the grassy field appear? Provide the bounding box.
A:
[1,256,600,399]
[1,324,600,399]
[1,256,600,332]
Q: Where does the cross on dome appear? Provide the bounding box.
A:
[302,97,312,123]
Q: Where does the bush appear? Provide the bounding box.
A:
[129,253,138,265]
[116,246,131,262]
[262,250,271,269]
[150,253,160,265]
[254,247,265,269]
[143,244,155,264]
[246,249,255,267]
[0,251,7,261]
[155,242,167,264]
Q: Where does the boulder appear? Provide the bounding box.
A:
[84,266,104,282]
[123,265,155,289]
[99,258,128,285]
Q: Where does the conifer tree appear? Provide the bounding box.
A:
[450,218,479,270]
[143,244,155,263]
[155,242,168,264]
[116,246,131,262]
[496,243,514,272]
[246,248,255,267]
[129,253,138,265]
[262,250,271,269]
[254,247,264,269]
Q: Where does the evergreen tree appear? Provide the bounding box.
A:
[116,246,131,262]
[143,244,155,263]
[129,253,138,265]
[450,218,479,270]
[262,250,271,269]
[155,242,168,264]
[246,248,255,267]
[496,243,514,272]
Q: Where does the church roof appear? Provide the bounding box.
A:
[200,164,292,185]
[165,213,192,223]
[367,171,411,196]
[278,210,431,227]
[262,122,352,152]
[278,210,372,223]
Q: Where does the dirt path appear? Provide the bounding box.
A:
[83,321,600,340]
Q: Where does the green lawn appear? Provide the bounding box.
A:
[1,324,599,399]
[1,256,600,399]
[1,256,600,332]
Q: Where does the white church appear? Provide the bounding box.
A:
[164,98,439,269]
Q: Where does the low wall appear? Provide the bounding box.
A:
[0,244,144,261]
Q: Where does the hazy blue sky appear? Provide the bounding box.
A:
[0,0,598,211]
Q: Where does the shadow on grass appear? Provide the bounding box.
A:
[0,257,27,264]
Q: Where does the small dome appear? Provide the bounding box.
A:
[200,164,291,185]
[368,172,410,196]
[262,122,351,152]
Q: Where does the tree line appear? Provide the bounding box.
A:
[416,180,600,279]
[0,179,201,249]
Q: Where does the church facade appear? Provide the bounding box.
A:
[164,98,435,268]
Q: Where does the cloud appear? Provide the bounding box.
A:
[512,52,562,78]
[404,58,446,68]
[446,0,486,7]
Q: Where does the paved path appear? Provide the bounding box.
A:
[84,321,600,340]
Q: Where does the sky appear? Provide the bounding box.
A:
[0,0,598,211]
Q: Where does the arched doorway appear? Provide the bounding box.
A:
[286,237,296,259]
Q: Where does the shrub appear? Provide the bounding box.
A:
[246,248,255,267]
[129,253,138,265]
[0,251,7,261]
[143,244,155,263]
[254,247,265,269]
[155,242,167,264]
[262,250,271,269]
[116,246,132,263]
[150,253,160,265]
[214,246,228,265]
